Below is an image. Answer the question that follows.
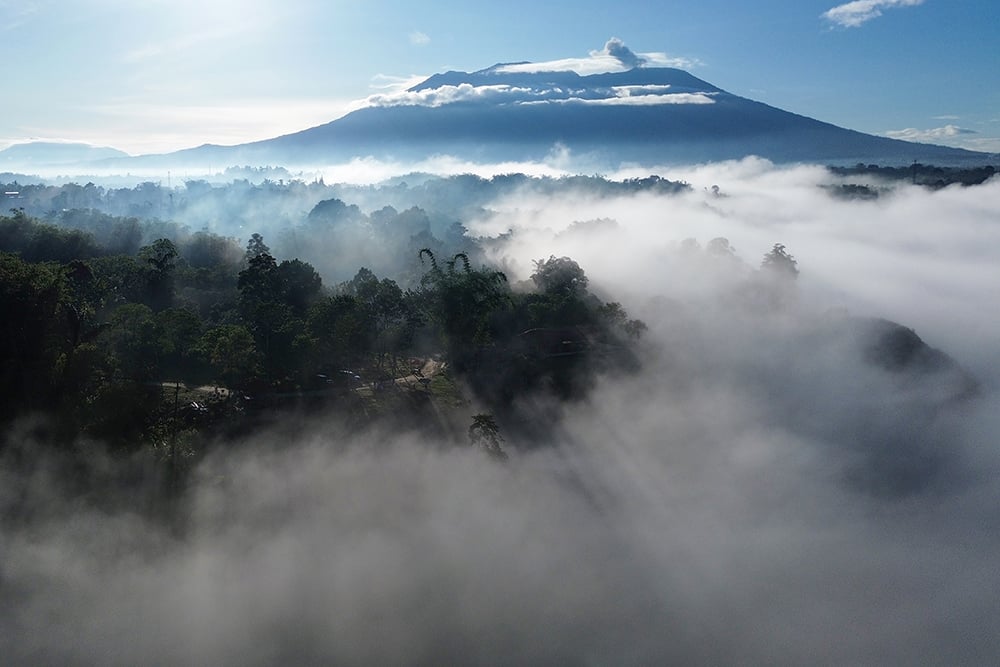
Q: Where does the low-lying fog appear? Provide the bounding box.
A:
[2,159,999,664]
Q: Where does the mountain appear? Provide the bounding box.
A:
[147,62,985,169]
[38,48,997,171]
[0,141,130,166]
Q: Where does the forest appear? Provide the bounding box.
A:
[0,181,662,490]
[2,169,985,490]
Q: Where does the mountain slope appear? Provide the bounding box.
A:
[184,64,987,167]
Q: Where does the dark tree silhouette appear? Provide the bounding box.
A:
[469,413,507,460]
[760,243,799,278]
[531,255,588,296]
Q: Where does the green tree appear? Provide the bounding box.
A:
[244,232,270,263]
[155,307,203,380]
[277,258,323,315]
[105,303,161,381]
[237,247,315,382]
[195,325,262,391]
[184,231,241,270]
[90,254,147,307]
[755,243,800,311]
[418,249,509,368]
[531,255,588,296]
[597,301,647,339]
[307,294,370,368]
[0,252,67,419]
[237,248,283,354]
[346,268,414,373]
[138,238,178,311]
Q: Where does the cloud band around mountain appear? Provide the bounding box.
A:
[359,82,716,110]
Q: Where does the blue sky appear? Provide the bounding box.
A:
[1,0,997,155]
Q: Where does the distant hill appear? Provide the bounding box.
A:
[0,142,130,166]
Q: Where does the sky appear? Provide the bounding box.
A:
[1,0,998,156]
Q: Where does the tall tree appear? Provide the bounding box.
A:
[760,243,799,278]
[138,238,178,311]
[418,250,509,368]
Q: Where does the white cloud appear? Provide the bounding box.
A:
[315,153,573,185]
[885,124,978,145]
[522,92,716,107]
[498,54,631,76]
[359,83,534,110]
[640,52,704,70]
[886,124,977,141]
[822,0,925,28]
[886,123,1000,153]
[957,136,1000,153]
[358,81,717,111]
[409,31,430,46]
[611,84,676,96]
[368,73,429,94]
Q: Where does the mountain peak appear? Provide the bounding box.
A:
[399,63,721,109]
[402,38,714,101]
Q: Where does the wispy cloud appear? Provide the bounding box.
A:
[822,0,925,28]
[121,19,260,63]
[0,0,41,31]
[409,31,430,46]
[369,73,428,94]
[884,124,1000,153]
[521,92,716,107]
[360,83,534,109]
[960,137,1000,153]
[886,124,977,143]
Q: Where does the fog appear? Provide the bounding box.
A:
[2,160,999,664]
[477,159,1000,376]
